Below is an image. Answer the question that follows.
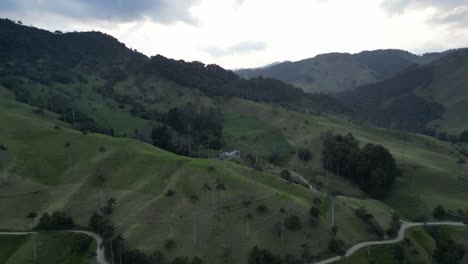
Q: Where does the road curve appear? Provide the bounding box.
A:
[311,221,467,264]
[0,230,108,264]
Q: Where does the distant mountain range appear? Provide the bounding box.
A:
[337,48,468,134]
[236,50,451,94]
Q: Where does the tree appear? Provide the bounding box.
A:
[165,189,176,236]
[457,158,466,168]
[188,193,200,245]
[242,199,253,238]
[116,234,125,264]
[459,130,468,142]
[433,205,447,220]
[279,207,286,242]
[26,212,38,262]
[64,141,72,170]
[215,178,226,221]
[0,144,8,184]
[96,168,107,208]
[310,207,321,218]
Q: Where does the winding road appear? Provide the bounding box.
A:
[311,221,466,264]
[0,230,108,264]
[0,222,466,264]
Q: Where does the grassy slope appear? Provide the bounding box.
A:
[0,94,392,263]
[0,232,95,264]
[222,98,468,219]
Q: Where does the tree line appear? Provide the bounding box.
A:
[321,131,400,197]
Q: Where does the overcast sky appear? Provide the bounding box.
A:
[1,0,468,69]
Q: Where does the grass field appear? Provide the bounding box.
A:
[222,98,468,219]
[0,232,95,264]
[0,96,396,263]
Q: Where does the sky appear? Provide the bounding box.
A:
[1,0,468,69]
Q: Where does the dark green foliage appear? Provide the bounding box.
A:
[249,247,283,264]
[297,148,312,161]
[337,67,444,132]
[256,204,268,215]
[427,227,466,264]
[280,170,292,182]
[433,205,447,219]
[460,130,468,142]
[164,239,176,250]
[284,215,302,231]
[150,103,224,156]
[36,211,74,230]
[328,239,346,255]
[268,151,281,165]
[387,212,401,238]
[88,212,115,239]
[309,207,321,218]
[121,249,151,264]
[321,131,399,197]
[354,207,385,238]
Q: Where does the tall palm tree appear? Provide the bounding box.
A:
[215,179,226,221]
[26,212,37,262]
[96,168,107,208]
[242,199,253,238]
[64,142,72,170]
[116,234,125,264]
[165,189,176,235]
[279,207,286,242]
[188,193,200,245]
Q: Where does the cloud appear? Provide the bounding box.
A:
[381,0,468,27]
[0,0,201,25]
[204,41,267,57]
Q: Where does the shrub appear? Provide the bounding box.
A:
[328,239,345,255]
[285,215,302,231]
[310,207,321,218]
[433,205,447,219]
[256,204,269,215]
[36,211,74,230]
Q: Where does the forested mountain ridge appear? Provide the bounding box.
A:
[336,48,468,135]
[236,49,451,94]
[0,18,347,157]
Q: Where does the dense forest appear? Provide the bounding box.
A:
[336,67,444,132]
[321,131,400,197]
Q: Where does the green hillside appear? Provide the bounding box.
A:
[222,98,468,218]
[0,232,95,264]
[0,94,398,263]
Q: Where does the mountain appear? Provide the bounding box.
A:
[236,49,450,94]
[1,18,468,264]
[0,18,347,157]
[337,48,468,135]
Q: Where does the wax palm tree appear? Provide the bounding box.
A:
[188,193,200,245]
[116,234,125,264]
[64,141,72,170]
[165,189,176,235]
[215,179,226,221]
[279,207,286,242]
[26,212,37,262]
[242,199,253,238]
[96,168,107,208]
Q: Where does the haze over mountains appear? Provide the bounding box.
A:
[236,50,451,94]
